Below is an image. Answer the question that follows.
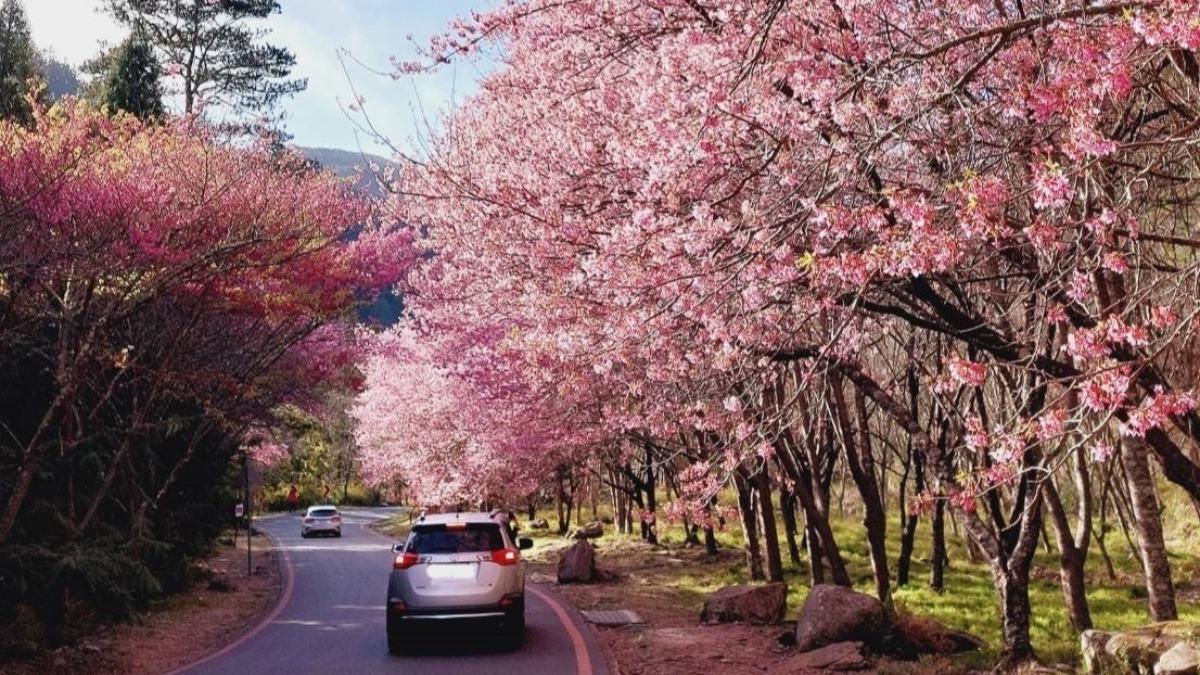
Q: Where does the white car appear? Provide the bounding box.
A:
[301,505,342,538]
[386,510,532,652]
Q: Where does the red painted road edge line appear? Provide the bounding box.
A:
[366,516,596,675]
[162,525,295,675]
[527,585,594,675]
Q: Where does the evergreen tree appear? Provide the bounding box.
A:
[99,34,164,119]
[106,0,305,131]
[0,0,38,123]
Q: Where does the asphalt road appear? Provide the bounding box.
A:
[175,508,609,675]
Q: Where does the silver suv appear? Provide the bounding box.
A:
[386,511,532,653]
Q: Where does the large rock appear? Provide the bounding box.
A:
[557,540,596,583]
[892,613,984,656]
[794,584,887,653]
[1082,623,1200,675]
[699,583,787,625]
[1081,630,1115,674]
[791,641,870,671]
[571,521,604,539]
[530,518,550,530]
[1157,642,1200,675]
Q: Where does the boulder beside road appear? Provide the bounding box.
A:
[699,583,788,625]
[571,521,604,539]
[1156,642,1200,675]
[1080,622,1200,675]
[794,584,886,653]
[557,540,596,584]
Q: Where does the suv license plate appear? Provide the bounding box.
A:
[427,563,477,580]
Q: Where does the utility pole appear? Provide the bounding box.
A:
[245,447,252,575]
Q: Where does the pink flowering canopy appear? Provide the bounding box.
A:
[353,0,1200,528]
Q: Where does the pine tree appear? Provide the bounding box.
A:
[106,0,305,131]
[0,0,39,123]
[99,34,164,120]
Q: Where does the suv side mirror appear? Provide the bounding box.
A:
[518,537,533,550]
[391,543,403,554]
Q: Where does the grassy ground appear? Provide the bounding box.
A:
[375,492,1200,668]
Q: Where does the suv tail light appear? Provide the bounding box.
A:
[490,548,520,566]
[303,517,314,524]
[393,552,420,570]
[330,516,341,523]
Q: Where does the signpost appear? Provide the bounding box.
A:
[233,502,244,546]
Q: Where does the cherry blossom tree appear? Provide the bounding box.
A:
[356,0,1200,665]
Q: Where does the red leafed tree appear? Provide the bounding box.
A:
[0,101,413,547]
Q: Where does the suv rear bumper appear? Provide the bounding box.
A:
[393,609,508,621]
[388,595,524,623]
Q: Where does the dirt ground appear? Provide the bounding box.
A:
[527,538,834,674]
[6,529,283,675]
[526,537,974,675]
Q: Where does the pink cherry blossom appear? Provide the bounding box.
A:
[1031,162,1073,210]
[947,356,988,388]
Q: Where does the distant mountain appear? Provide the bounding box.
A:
[37,53,82,101]
[296,146,404,326]
[296,146,396,197]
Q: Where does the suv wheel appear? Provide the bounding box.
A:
[502,611,525,649]
[386,615,406,654]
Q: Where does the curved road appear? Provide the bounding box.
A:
[176,508,609,675]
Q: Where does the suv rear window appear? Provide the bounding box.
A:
[408,523,504,554]
[310,508,338,517]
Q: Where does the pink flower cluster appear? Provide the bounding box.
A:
[947,356,988,388]
[1119,388,1198,438]
[1080,369,1133,412]
[1031,162,1073,210]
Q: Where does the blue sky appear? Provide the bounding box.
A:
[26,0,496,155]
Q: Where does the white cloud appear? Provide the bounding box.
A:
[25,0,121,65]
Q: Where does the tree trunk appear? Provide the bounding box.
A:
[780,485,802,566]
[704,522,718,555]
[995,566,1036,667]
[734,472,764,581]
[1043,479,1092,631]
[753,467,785,582]
[771,433,850,585]
[1120,435,1178,620]
[829,377,891,603]
[897,451,924,587]
[805,518,825,584]
[556,480,568,536]
[644,446,658,545]
[838,383,892,608]
[930,498,947,592]
[897,509,919,587]
[1092,472,1118,581]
